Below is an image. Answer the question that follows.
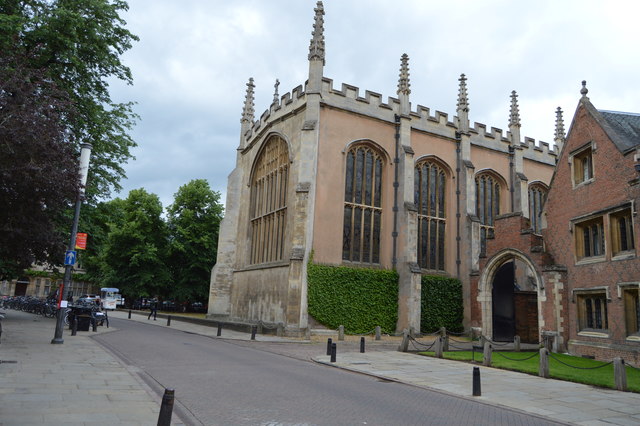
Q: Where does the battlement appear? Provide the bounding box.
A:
[318,77,558,164]
[244,76,558,165]
[244,84,307,142]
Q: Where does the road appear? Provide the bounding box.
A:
[94,317,563,426]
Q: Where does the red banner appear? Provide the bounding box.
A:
[75,233,88,250]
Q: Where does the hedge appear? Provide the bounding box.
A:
[307,262,398,334]
[421,275,463,333]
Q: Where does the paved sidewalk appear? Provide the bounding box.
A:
[313,352,640,426]
[0,310,172,426]
[4,308,640,425]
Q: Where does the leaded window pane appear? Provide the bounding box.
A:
[415,160,447,271]
[343,145,383,264]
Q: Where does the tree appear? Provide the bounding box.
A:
[0,0,139,199]
[166,179,224,303]
[77,197,127,282]
[101,189,169,300]
[0,0,137,276]
[0,49,79,278]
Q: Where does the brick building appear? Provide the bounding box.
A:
[478,81,640,361]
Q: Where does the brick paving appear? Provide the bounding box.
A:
[3,308,640,425]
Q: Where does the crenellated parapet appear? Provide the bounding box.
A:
[242,84,307,145]
[242,75,558,166]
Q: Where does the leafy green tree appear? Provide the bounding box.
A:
[166,179,224,303]
[0,0,137,276]
[77,198,127,282]
[0,0,139,199]
[101,189,169,301]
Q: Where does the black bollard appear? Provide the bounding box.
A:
[330,343,337,363]
[128,309,131,319]
[167,315,171,326]
[326,338,333,356]
[251,325,257,340]
[360,336,365,353]
[72,317,78,336]
[472,366,481,396]
[92,318,97,332]
[157,388,175,426]
[217,323,222,337]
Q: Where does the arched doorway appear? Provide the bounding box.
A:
[479,250,541,343]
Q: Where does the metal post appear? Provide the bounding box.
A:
[326,338,333,356]
[375,326,381,341]
[71,317,77,336]
[330,343,337,362]
[251,325,257,340]
[157,388,175,426]
[514,335,521,352]
[338,325,345,341]
[167,315,171,326]
[217,323,222,337]
[92,317,97,332]
[128,309,131,319]
[360,337,365,353]
[472,367,481,396]
[52,143,92,345]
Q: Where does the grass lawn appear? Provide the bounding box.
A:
[419,350,640,393]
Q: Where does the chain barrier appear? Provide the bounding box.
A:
[547,352,613,370]
[493,351,540,362]
[448,336,471,344]
[446,341,471,350]
[257,321,280,330]
[445,330,469,336]
[624,361,640,370]
[483,337,511,347]
[420,329,443,336]
[408,335,437,351]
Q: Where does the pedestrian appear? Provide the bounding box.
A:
[148,298,158,320]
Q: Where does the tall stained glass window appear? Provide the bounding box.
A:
[343,145,383,264]
[250,136,289,264]
[415,160,446,270]
[476,173,501,257]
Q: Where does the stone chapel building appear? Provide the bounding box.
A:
[207,1,559,338]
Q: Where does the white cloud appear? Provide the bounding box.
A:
[111,0,640,210]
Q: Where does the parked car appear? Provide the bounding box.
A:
[162,300,177,311]
[190,302,206,313]
[132,298,151,310]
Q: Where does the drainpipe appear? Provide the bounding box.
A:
[392,114,400,270]
[508,145,515,213]
[455,132,462,280]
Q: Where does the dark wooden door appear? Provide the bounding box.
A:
[492,261,515,342]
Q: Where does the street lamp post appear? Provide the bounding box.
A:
[52,143,92,344]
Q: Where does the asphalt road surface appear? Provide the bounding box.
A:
[94,317,564,426]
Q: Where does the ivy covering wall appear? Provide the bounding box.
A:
[307,262,398,334]
[420,275,463,333]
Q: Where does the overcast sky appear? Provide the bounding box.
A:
[109,0,640,209]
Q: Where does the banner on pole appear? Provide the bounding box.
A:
[75,233,87,250]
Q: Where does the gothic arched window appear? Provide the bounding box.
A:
[342,144,383,264]
[476,172,502,257]
[528,183,548,234]
[250,136,289,264]
[415,159,446,271]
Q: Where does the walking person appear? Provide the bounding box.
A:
[148,298,158,320]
